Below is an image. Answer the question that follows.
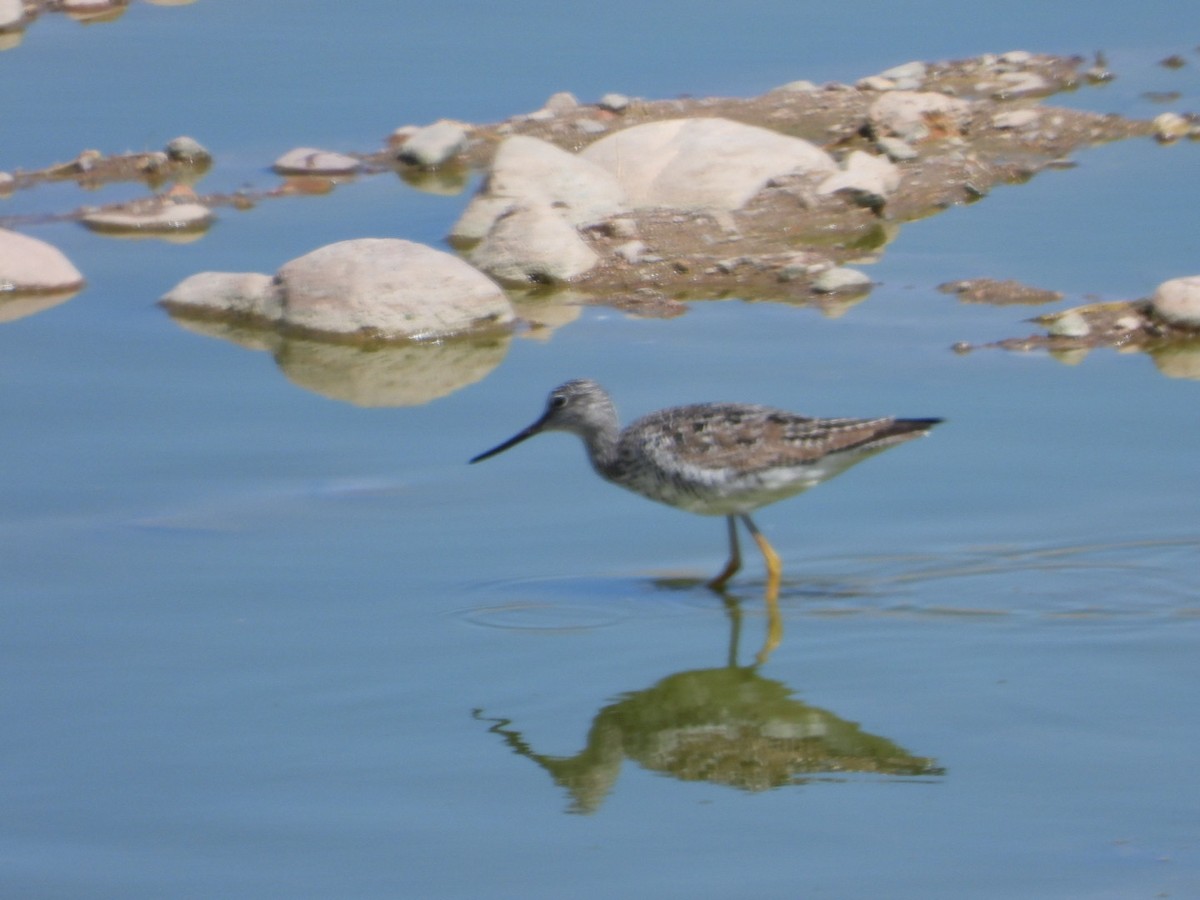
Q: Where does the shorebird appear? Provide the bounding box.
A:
[470,379,942,599]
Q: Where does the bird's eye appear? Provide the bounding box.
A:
[550,395,567,409]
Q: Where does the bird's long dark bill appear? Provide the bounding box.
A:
[469,415,549,464]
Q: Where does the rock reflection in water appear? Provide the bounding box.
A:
[167,314,512,407]
[475,601,942,814]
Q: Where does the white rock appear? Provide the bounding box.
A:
[1153,112,1191,141]
[165,135,211,164]
[273,147,360,176]
[812,267,872,293]
[580,117,837,212]
[816,151,901,204]
[992,109,1040,130]
[876,136,918,161]
[0,228,85,295]
[857,75,896,92]
[993,71,1048,97]
[277,238,513,339]
[160,272,280,320]
[868,91,973,142]
[541,91,579,113]
[450,135,627,242]
[0,0,24,28]
[999,50,1034,64]
[1151,276,1200,328]
[879,61,927,82]
[769,80,819,93]
[598,93,631,112]
[614,240,647,263]
[82,202,214,235]
[395,120,468,167]
[0,171,14,192]
[470,204,599,284]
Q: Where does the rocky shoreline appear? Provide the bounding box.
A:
[3,48,1199,367]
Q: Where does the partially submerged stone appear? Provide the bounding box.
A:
[273,147,361,176]
[82,201,214,237]
[1151,276,1200,328]
[163,239,514,342]
[161,272,280,321]
[580,117,837,213]
[165,135,211,165]
[394,120,469,168]
[0,228,86,296]
[470,204,600,284]
[812,266,872,294]
[277,239,513,339]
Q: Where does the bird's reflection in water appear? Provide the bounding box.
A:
[474,598,943,814]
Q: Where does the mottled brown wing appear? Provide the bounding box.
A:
[634,403,900,471]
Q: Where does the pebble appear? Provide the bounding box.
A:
[613,240,647,263]
[812,267,872,293]
[990,71,1049,98]
[878,61,927,83]
[992,109,1040,130]
[769,80,819,94]
[597,93,631,112]
[165,135,211,164]
[1152,112,1191,142]
[868,91,972,141]
[541,91,579,113]
[857,75,897,92]
[574,119,608,135]
[816,150,901,206]
[0,228,85,296]
[999,50,1034,65]
[273,147,361,176]
[1151,276,1200,328]
[876,136,918,161]
[394,120,468,168]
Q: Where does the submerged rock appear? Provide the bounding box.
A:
[580,117,837,212]
[273,147,361,176]
[0,228,85,296]
[82,201,214,238]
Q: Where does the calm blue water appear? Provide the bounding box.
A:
[3,3,1199,898]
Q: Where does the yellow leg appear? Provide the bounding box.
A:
[707,515,742,590]
[741,514,783,665]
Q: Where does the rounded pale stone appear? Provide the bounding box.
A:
[276,238,513,340]
[0,228,85,295]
